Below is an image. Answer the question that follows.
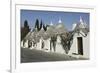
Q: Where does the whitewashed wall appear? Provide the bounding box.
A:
[68,33,79,55]
[44,38,51,52]
[36,39,42,50]
[83,33,90,58]
[55,35,66,54]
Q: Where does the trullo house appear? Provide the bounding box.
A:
[68,16,89,59]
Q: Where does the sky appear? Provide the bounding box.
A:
[21,10,89,30]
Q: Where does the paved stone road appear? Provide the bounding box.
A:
[21,48,86,63]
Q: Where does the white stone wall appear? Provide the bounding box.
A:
[44,38,51,52]
[55,36,66,54]
[36,39,42,50]
[83,33,90,58]
[68,33,79,55]
[24,40,28,48]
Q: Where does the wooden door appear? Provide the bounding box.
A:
[77,37,83,55]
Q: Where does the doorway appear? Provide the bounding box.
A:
[77,37,83,55]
